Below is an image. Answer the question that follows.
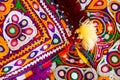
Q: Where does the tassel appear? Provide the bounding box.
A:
[75,19,98,50]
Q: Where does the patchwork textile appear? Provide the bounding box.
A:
[0,0,120,80]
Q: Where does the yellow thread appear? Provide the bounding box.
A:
[75,47,91,67]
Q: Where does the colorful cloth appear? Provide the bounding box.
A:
[0,0,120,80]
